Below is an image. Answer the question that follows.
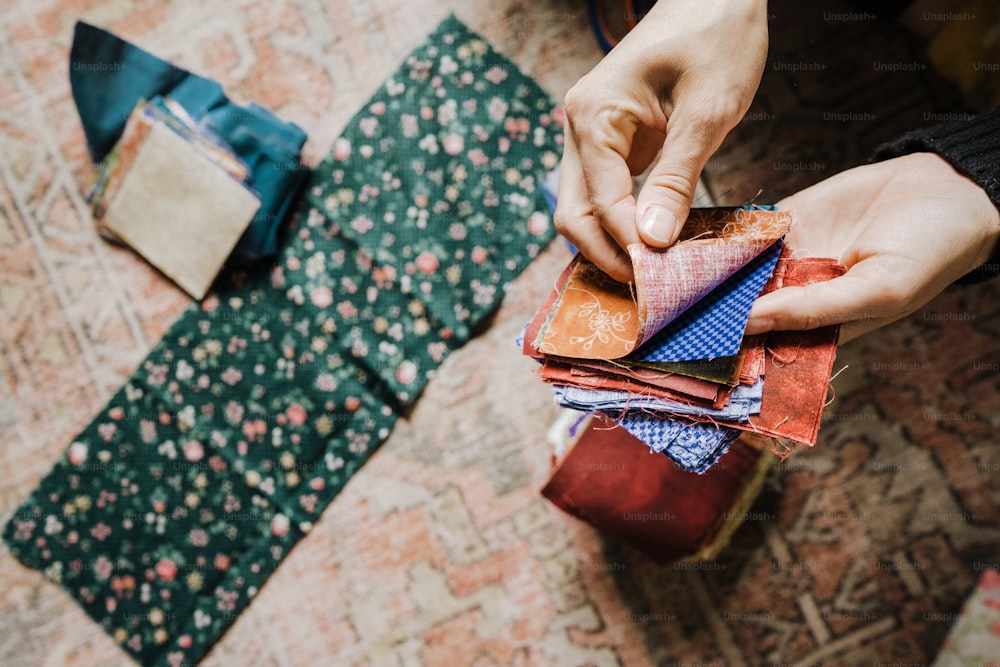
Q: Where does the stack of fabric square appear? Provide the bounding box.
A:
[89,97,262,299]
[69,20,311,298]
[522,207,844,474]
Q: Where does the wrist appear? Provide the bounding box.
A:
[913,151,1000,280]
[943,156,1000,271]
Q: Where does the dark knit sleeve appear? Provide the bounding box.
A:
[874,108,1000,282]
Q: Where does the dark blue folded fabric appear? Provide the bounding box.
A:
[69,21,309,262]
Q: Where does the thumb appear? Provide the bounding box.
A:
[634,123,713,248]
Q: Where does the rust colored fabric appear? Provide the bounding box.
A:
[538,358,730,406]
[742,256,845,446]
[739,335,767,385]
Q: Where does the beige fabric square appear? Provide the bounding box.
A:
[102,121,260,299]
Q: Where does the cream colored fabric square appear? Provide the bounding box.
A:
[102,121,260,299]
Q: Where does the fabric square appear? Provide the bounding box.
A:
[741,256,845,446]
[70,21,309,263]
[539,358,730,404]
[931,569,1000,667]
[3,383,301,666]
[629,354,743,385]
[305,50,561,343]
[277,220,461,406]
[552,378,764,422]
[541,412,772,564]
[533,254,639,357]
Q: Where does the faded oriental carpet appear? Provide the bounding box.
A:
[2,1,1000,666]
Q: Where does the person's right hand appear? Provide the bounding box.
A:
[555,0,769,282]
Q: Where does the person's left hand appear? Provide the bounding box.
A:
[745,152,1000,342]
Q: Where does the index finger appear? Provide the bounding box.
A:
[568,105,642,254]
[554,131,636,282]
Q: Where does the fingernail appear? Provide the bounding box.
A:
[639,206,680,244]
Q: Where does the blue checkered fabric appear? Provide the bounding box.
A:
[617,413,741,473]
[631,240,782,363]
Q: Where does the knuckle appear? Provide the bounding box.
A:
[562,82,588,117]
[677,109,722,139]
[712,95,748,126]
[564,84,641,144]
[643,170,697,200]
[553,210,573,235]
[671,100,739,149]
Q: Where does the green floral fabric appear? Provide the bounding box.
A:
[932,569,1000,667]
[3,15,562,667]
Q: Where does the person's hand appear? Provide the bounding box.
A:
[554,0,769,282]
[745,152,1000,342]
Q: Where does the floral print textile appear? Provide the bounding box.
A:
[3,15,562,667]
[933,569,1000,667]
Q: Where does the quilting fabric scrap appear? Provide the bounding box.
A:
[740,256,845,445]
[538,357,734,403]
[551,379,764,422]
[630,240,783,363]
[70,21,309,263]
[524,206,845,473]
[4,15,562,667]
[931,568,1000,666]
[618,412,742,473]
[533,208,790,360]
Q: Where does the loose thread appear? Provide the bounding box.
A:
[824,364,849,408]
[742,189,766,207]
[823,382,837,408]
[767,436,795,460]
[828,364,849,383]
[768,343,801,367]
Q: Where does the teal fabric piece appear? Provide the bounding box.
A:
[6,16,562,666]
[69,21,309,262]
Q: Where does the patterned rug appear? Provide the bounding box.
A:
[2,1,998,666]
